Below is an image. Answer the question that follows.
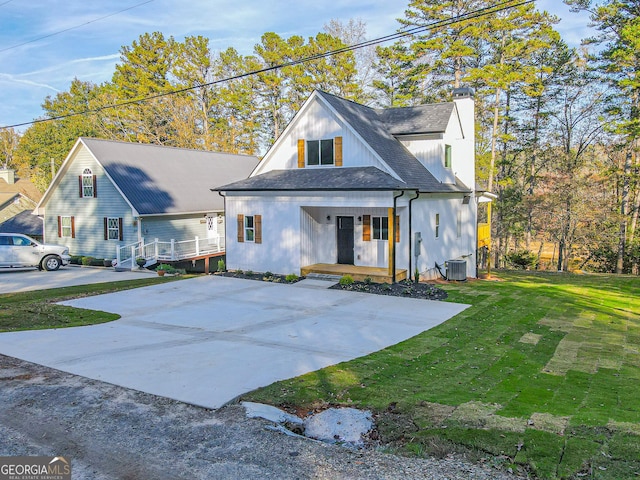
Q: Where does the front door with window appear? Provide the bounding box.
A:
[337,216,354,264]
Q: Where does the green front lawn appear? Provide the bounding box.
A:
[243,271,640,479]
[0,276,187,332]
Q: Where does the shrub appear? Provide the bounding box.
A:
[414,267,420,284]
[246,270,254,276]
[81,256,94,266]
[217,259,226,272]
[235,269,243,275]
[505,250,538,270]
[265,271,274,277]
[339,275,354,286]
[90,258,105,267]
[363,276,373,285]
[157,263,176,274]
[70,255,83,265]
[285,273,299,283]
[381,282,392,291]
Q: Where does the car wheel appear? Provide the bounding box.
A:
[43,255,61,271]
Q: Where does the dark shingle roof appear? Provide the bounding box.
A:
[81,138,259,215]
[0,210,43,236]
[378,103,455,135]
[216,167,408,192]
[317,91,467,193]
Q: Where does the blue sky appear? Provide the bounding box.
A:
[0,0,593,130]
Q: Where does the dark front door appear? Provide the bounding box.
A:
[337,216,354,264]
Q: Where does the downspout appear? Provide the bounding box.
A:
[218,191,226,258]
[392,190,405,283]
[408,190,421,281]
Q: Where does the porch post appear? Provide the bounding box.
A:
[170,239,176,260]
[195,236,200,256]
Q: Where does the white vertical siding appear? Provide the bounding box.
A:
[411,195,477,279]
[254,97,399,179]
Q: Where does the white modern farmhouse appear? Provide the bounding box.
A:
[216,88,490,282]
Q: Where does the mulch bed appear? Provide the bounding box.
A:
[329,279,448,301]
[217,271,304,283]
[217,271,448,300]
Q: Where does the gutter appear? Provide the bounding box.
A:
[408,190,421,281]
[392,190,405,283]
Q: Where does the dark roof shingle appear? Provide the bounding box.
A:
[81,138,259,215]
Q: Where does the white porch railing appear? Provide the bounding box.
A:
[116,236,225,270]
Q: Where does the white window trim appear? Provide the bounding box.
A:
[82,168,94,198]
[444,145,452,169]
[61,216,72,238]
[244,215,255,243]
[107,217,120,241]
[435,213,440,239]
[306,139,335,166]
[372,216,388,241]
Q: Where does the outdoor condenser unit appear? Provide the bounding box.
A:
[447,259,467,281]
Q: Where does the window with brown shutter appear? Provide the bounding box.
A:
[57,216,62,237]
[118,217,123,241]
[237,214,244,242]
[78,177,83,198]
[71,216,75,238]
[297,139,305,168]
[93,175,97,197]
[103,217,108,240]
[395,215,400,243]
[362,215,371,241]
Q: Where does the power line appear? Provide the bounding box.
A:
[0,0,155,54]
[1,0,534,130]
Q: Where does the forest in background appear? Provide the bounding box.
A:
[0,0,638,274]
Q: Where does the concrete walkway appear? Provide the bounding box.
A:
[0,276,468,408]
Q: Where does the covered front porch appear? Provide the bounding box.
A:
[301,263,407,283]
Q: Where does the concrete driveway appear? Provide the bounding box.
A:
[0,276,468,408]
[0,265,155,293]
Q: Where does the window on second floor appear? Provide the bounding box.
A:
[307,139,334,166]
[80,168,96,198]
[298,137,342,168]
[444,145,452,169]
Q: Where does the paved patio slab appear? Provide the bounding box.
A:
[0,276,469,409]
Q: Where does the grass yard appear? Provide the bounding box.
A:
[0,276,187,332]
[243,271,640,479]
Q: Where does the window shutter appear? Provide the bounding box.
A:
[297,139,305,168]
[237,214,244,242]
[254,215,262,244]
[78,176,83,198]
[334,136,343,167]
[93,175,97,197]
[362,215,371,241]
[395,215,400,243]
[118,217,123,241]
[71,216,75,239]
[104,217,108,241]
[57,216,62,237]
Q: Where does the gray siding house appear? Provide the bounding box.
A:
[34,138,259,266]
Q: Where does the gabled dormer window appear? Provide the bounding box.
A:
[297,137,343,168]
[79,168,97,198]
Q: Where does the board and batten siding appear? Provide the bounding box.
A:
[411,194,477,279]
[254,97,400,180]
[224,190,400,275]
[44,145,136,259]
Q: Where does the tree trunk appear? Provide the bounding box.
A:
[617,151,631,274]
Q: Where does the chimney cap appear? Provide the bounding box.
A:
[453,87,474,98]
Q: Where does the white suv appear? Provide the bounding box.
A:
[0,233,71,271]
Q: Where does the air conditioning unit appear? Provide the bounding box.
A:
[447,259,467,281]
